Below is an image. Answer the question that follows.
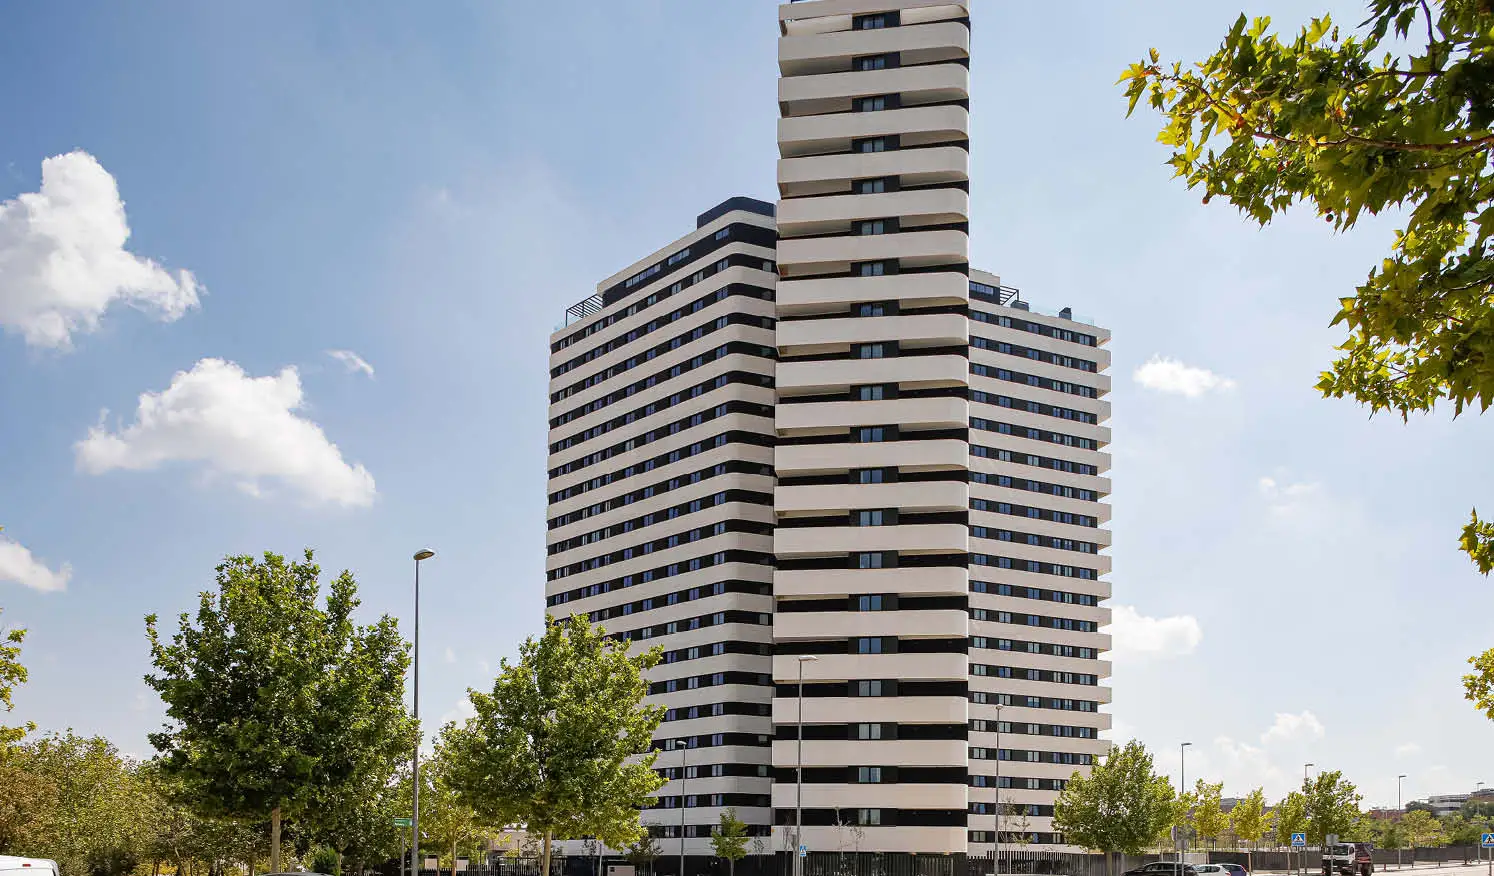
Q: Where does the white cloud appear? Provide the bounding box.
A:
[438,697,477,731]
[0,151,201,350]
[1133,355,1236,397]
[1258,476,1325,518]
[1261,710,1326,745]
[1395,742,1421,758]
[1105,604,1203,660]
[326,349,374,378]
[0,536,71,592]
[444,647,457,664]
[74,358,376,507]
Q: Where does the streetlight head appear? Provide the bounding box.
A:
[1182,741,1193,748]
[1399,774,1407,780]
[673,739,689,750]
[414,549,435,562]
[797,655,818,662]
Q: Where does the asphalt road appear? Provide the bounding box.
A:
[1261,864,1494,876]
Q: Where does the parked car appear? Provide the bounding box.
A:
[0,857,60,876]
[1220,864,1250,876]
[1322,842,1374,876]
[1194,866,1227,876]
[1123,863,1199,876]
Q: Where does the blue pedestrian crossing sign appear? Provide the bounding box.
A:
[1480,832,1494,848]
[1291,833,1307,847]
[799,845,808,858]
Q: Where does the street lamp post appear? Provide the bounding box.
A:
[674,739,689,876]
[1397,776,1407,870]
[411,549,435,876]
[795,655,818,876]
[1180,743,1193,868]
[1302,764,1314,876]
[993,703,1004,876]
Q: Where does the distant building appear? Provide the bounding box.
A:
[1412,793,1479,817]
[1366,808,1404,821]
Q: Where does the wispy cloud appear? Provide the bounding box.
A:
[444,647,457,664]
[1261,710,1326,745]
[0,535,71,592]
[1133,355,1236,398]
[1395,742,1421,758]
[1258,476,1325,519]
[1106,604,1203,661]
[326,349,375,378]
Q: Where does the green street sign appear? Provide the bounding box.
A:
[393,817,413,828]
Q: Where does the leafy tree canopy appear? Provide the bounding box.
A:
[0,606,31,747]
[144,550,415,872]
[1302,771,1364,845]
[1230,788,1270,845]
[1191,780,1228,845]
[1274,792,1309,846]
[440,614,665,876]
[1121,0,1494,724]
[710,809,749,876]
[1052,740,1176,855]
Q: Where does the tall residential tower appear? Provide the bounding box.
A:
[545,0,1111,866]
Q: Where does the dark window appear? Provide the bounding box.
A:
[853,384,886,401]
[856,594,885,610]
[856,178,888,195]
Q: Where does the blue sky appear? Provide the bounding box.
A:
[1,1,1489,810]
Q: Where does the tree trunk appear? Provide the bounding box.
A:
[542,833,552,876]
[452,839,458,876]
[271,806,283,874]
[336,851,344,876]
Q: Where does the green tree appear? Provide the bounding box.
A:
[144,550,417,874]
[440,614,666,876]
[1191,780,1227,849]
[1401,809,1445,847]
[1119,0,1494,727]
[622,835,661,876]
[312,766,403,876]
[1302,772,1363,846]
[1274,792,1308,847]
[1377,819,1404,851]
[1120,0,1494,560]
[1053,740,1177,858]
[710,809,749,876]
[414,741,486,876]
[1441,814,1485,848]
[3,732,154,876]
[0,606,31,747]
[1230,789,1269,872]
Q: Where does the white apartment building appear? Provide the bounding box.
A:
[545,0,1111,867]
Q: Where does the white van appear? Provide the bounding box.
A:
[0,856,60,876]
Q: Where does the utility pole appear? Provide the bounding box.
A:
[1397,775,1406,870]
[674,739,689,876]
[794,656,817,876]
[1180,743,1193,869]
[1303,764,1314,876]
[993,703,1003,876]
